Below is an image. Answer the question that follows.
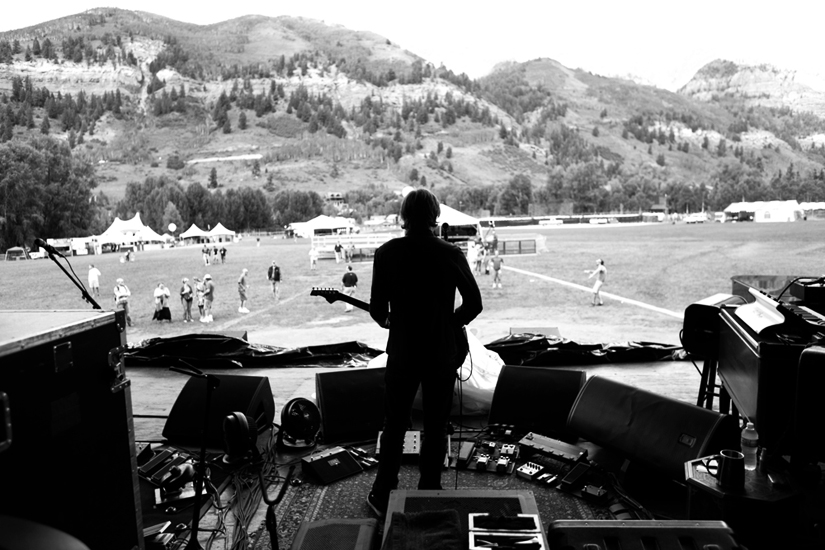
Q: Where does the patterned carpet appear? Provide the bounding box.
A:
[250,460,609,550]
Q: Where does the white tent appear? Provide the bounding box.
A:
[97,213,164,244]
[724,200,804,223]
[180,224,210,241]
[291,215,356,238]
[208,223,236,242]
[437,204,482,240]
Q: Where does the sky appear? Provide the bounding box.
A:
[2,1,824,92]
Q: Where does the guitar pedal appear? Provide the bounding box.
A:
[516,461,544,480]
[495,456,510,474]
[476,454,489,471]
[500,443,516,456]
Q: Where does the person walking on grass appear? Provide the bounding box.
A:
[334,240,343,264]
[491,249,504,288]
[341,265,358,312]
[238,268,250,313]
[309,246,319,270]
[587,258,607,306]
[180,278,194,322]
[366,188,482,518]
[88,264,101,297]
[202,274,214,322]
[267,261,281,302]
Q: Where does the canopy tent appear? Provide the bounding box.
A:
[724,200,804,222]
[291,215,356,238]
[180,224,209,239]
[96,213,165,245]
[437,204,482,241]
[208,223,236,242]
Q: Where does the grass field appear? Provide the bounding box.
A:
[1,221,822,349]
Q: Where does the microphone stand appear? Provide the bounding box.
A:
[43,249,102,310]
[169,362,221,550]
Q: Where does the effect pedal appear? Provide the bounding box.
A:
[475,454,490,471]
[516,461,544,481]
[457,441,476,469]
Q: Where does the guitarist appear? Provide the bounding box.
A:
[367,188,483,518]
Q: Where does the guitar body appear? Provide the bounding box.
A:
[311,287,469,367]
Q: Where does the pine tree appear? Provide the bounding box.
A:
[222,118,231,134]
[252,159,261,178]
[238,111,247,130]
[40,116,50,134]
[209,168,218,188]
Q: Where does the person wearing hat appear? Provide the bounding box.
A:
[113,278,132,327]
[238,268,250,313]
[201,274,215,323]
[267,260,281,302]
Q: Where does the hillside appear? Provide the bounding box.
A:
[1,9,825,252]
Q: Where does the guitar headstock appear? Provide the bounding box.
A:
[310,287,341,304]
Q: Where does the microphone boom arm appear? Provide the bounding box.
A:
[39,242,102,310]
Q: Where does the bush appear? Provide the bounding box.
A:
[166,156,185,170]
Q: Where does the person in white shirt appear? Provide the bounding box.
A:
[88,264,102,297]
[587,259,607,306]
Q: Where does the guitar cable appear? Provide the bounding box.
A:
[454,336,474,490]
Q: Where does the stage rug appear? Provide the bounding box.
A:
[249,463,609,550]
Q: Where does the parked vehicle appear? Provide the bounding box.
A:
[685,213,707,224]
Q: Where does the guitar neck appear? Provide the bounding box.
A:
[311,287,370,312]
[337,294,370,312]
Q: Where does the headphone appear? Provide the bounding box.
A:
[222,412,259,465]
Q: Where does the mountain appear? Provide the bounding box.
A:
[1,8,824,240]
[679,59,825,119]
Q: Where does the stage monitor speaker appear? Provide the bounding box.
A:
[0,310,142,550]
[163,374,275,448]
[290,518,378,550]
[488,366,585,439]
[316,368,385,444]
[681,293,743,357]
[567,376,739,480]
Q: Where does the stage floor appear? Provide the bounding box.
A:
[128,358,704,547]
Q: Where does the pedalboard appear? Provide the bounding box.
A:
[518,432,588,464]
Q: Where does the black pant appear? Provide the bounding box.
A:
[372,356,455,498]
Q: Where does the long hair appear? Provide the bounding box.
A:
[400,188,440,232]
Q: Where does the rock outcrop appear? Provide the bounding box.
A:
[679,59,825,118]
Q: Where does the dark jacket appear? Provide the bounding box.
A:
[370,230,482,364]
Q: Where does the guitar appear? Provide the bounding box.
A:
[310,287,469,367]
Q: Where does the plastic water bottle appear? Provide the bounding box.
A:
[741,422,759,471]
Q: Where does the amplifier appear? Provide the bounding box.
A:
[0,309,143,550]
[302,446,363,484]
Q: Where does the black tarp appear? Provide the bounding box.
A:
[484,333,685,366]
[123,332,685,370]
[123,334,384,369]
